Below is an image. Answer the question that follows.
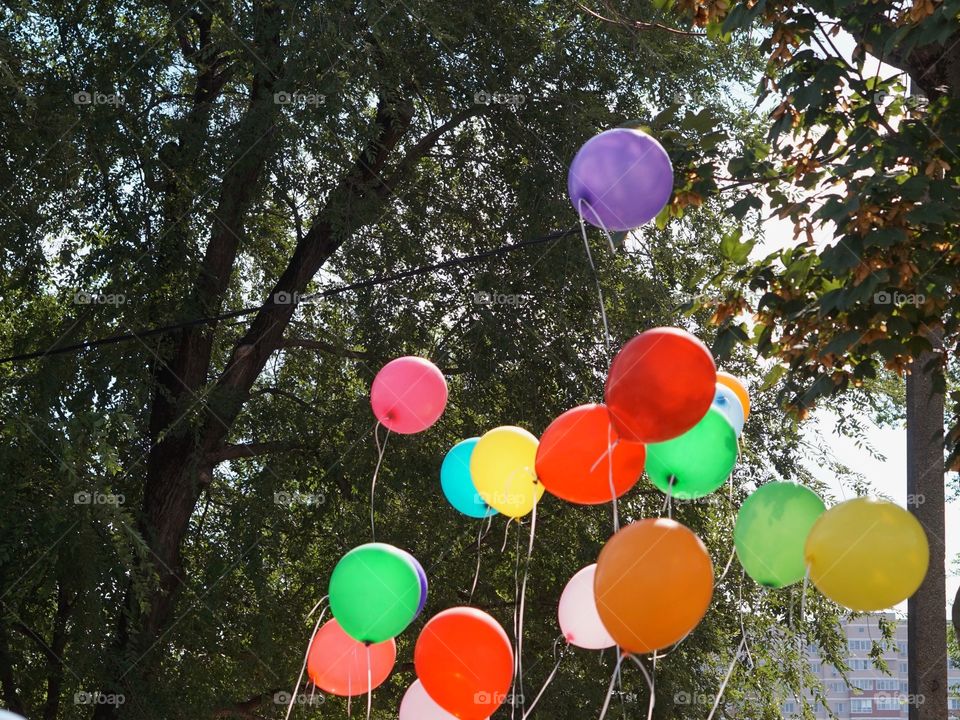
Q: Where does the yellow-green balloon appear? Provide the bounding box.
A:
[734,482,825,588]
[645,408,738,499]
[804,497,929,611]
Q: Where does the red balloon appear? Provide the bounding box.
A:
[535,403,646,504]
[307,619,396,696]
[604,327,716,443]
[414,607,513,720]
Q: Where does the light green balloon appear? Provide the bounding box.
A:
[735,482,826,588]
[645,408,738,499]
[328,543,420,643]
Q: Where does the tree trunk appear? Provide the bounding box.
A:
[906,348,947,720]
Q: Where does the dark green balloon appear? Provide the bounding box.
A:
[645,408,738,499]
[734,482,826,588]
[328,543,420,643]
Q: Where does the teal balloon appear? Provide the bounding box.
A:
[735,482,826,588]
[713,384,745,436]
[328,543,421,642]
[645,408,738,499]
[440,438,498,518]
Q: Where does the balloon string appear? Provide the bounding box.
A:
[704,637,746,720]
[511,519,522,720]
[578,199,613,360]
[366,645,373,720]
[799,567,810,708]
[516,496,538,716]
[501,517,514,553]
[520,638,566,719]
[370,423,390,541]
[606,423,619,533]
[285,603,328,720]
[469,514,493,603]
[625,653,656,720]
[597,651,623,720]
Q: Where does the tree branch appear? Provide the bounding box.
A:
[206,441,305,464]
[278,337,372,360]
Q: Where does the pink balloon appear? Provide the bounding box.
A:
[558,564,615,650]
[370,357,448,434]
[306,618,396,696]
[399,679,487,720]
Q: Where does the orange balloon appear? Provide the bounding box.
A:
[594,519,713,653]
[535,403,646,504]
[307,619,396,696]
[414,607,513,720]
[716,371,750,419]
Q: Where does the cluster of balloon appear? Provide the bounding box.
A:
[734,484,929,610]
[305,543,427,697]
[407,607,513,719]
[441,425,542,518]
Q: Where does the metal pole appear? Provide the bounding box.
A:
[906,346,947,720]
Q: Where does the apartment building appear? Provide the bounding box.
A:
[782,613,960,719]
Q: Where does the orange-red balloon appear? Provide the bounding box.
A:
[605,328,716,444]
[414,607,513,720]
[307,618,396,696]
[594,519,713,653]
[535,403,646,504]
[717,371,750,419]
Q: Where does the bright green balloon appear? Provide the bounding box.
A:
[645,408,738,499]
[328,543,420,643]
[735,482,825,588]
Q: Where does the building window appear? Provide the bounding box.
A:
[876,679,899,691]
[900,662,908,673]
[834,702,844,713]
[850,698,873,713]
[876,696,900,711]
[809,661,821,673]
[849,640,872,652]
[948,697,960,710]
[849,659,871,671]
[850,679,873,691]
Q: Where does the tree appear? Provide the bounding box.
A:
[0,1,852,718]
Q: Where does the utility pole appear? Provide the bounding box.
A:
[906,345,946,720]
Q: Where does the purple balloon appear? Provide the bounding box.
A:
[399,549,428,617]
[568,128,674,231]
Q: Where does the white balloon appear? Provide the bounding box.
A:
[0,712,27,720]
[400,679,487,720]
[558,564,615,650]
[712,384,745,436]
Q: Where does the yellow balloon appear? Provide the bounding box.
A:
[470,426,543,517]
[804,497,928,611]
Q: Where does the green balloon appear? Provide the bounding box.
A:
[328,543,420,643]
[645,408,738,499]
[734,482,826,588]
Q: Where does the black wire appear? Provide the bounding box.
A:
[0,227,579,366]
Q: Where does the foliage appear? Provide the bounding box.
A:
[0,1,852,718]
